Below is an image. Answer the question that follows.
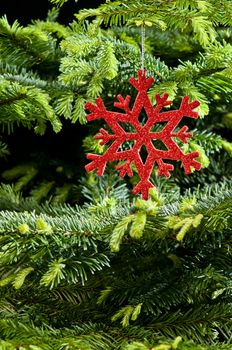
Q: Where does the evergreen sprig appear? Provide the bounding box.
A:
[0,0,232,348]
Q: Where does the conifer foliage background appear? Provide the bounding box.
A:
[0,0,232,349]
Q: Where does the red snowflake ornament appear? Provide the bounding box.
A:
[85,70,202,200]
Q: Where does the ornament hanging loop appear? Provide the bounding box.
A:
[141,23,145,72]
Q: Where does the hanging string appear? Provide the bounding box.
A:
[141,24,145,72]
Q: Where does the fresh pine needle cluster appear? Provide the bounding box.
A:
[0,0,232,349]
[0,181,232,349]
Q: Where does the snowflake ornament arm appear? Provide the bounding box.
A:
[85,70,202,200]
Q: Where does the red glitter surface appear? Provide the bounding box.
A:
[85,70,202,199]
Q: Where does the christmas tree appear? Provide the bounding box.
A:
[0,1,232,349]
